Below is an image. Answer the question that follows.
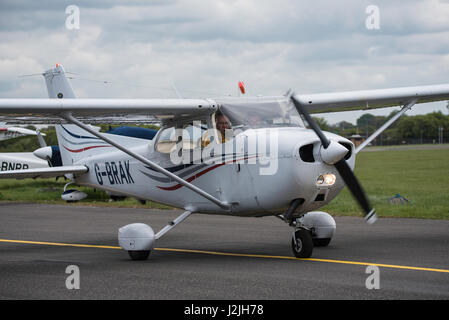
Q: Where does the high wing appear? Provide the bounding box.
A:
[295,84,449,114]
[0,165,88,179]
[0,98,217,125]
[0,125,44,141]
[0,85,448,121]
[0,126,43,136]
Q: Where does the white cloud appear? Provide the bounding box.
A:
[0,0,448,123]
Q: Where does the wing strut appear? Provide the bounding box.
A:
[155,210,192,240]
[61,113,231,210]
[355,99,417,154]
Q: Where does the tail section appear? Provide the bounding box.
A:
[55,124,108,165]
[56,124,151,165]
[43,64,151,165]
[44,64,91,165]
[43,64,76,99]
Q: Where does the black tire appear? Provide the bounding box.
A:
[313,238,331,247]
[291,229,313,258]
[110,195,127,201]
[128,250,150,261]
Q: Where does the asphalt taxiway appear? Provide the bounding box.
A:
[0,203,448,299]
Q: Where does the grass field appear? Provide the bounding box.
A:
[322,146,449,219]
[0,145,447,219]
[0,179,171,209]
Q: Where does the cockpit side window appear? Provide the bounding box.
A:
[155,126,176,153]
[183,120,208,150]
[155,120,209,154]
[201,111,234,147]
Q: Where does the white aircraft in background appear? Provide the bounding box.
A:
[0,131,49,172]
[0,64,448,261]
[0,123,156,202]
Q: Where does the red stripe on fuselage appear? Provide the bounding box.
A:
[63,145,112,153]
[156,155,258,191]
[157,163,224,191]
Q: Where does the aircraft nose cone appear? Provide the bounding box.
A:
[320,140,348,165]
[33,146,52,160]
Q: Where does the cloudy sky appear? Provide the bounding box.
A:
[0,0,448,124]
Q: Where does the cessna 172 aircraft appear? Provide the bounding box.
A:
[0,64,448,260]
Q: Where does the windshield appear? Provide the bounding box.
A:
[216,97,305,130]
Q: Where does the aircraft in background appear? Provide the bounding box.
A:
[0,64,448,260]
[0,125,157,202]
[0,120,157,203]
[0,149,48,172]
[0,123,44,142]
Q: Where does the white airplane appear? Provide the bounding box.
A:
[0,128,50,173]
[0,151,48,172]
[0,64,448,261]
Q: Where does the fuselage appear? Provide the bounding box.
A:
[74,127,354,217]
[0,152,48,171]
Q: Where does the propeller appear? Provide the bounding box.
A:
[34,130,65,168]
[36,129,47,148]
[288,91,377,224]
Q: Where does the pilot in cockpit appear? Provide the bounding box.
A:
[201,111,231,147]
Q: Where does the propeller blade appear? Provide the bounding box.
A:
[289,92,377,223]
[36,129,47,147]
[289,93,330,148]
[334,159,377,224]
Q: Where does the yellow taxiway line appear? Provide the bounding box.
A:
[0,239,121,250]
[1,238,448,274]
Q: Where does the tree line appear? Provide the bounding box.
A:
[314,110,449,146]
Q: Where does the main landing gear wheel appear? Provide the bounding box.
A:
[291,229,313,258]
[128,250,151,261]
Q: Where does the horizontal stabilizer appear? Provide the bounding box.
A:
[0,165,88,179]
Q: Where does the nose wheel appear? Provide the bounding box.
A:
[128,250,151,261]
[291,228,313,258]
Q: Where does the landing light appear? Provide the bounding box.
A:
[317,174,336,186]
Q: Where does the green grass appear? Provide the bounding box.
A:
[0,147,448,219]
[0,178,172,209]
[321,147,449,219]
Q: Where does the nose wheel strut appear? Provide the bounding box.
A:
[284,199,304,226]
[280,199,314,258]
